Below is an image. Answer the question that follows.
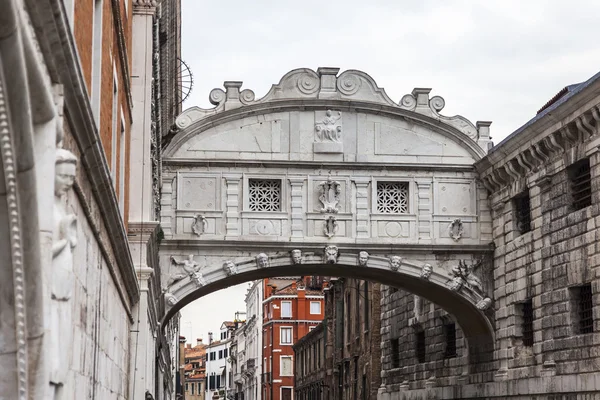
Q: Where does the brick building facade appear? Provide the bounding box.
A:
[263,278,325,400]
[293,278,382,400]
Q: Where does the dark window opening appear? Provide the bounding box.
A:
[577,283,594,334]
[568,158,592,210]
[390,338,400,368]
[364,282,370,329]
[522,299,534,347]
[415,330,426,363]
[513,191,532,234]
[444,323,457,358]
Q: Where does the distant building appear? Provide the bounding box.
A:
[262,278,325,400]
[293,278,381,400]
[205,322,237,399]
[184,338,207,400]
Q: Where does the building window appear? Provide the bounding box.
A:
[224,348,228,358]
[572,283,594,334]
[390,338,400,368]
[281,301,292,318]
[191,382,194,395]
[210,352,216,361]
[444,323,457,358]
[248,179,281,211]
[91,0,103,121]
[185,383,188,392]
[111,74,118,184]
[513,190,531,234]
[281,356,293,376]
[280,327,293,345]
[568,158,592,211]
[310,301,321,314]
[219,350,223,359]
[377,182,409,213]
[416,330,426,363]
[521,299,534,347]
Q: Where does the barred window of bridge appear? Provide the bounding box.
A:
[577,283,594,334]
[444,323,457,358]
[415,330,426,363]
[377,182,409,213]
[568,158,592,211]
[521,299,534,347]
[513,191,532,234]
[248,179,281,211]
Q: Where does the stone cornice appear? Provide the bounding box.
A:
[477,101,600,194]
[25,0,140,304]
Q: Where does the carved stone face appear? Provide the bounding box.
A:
[324,245,339,264]
[450,277,463,292]
[291,250,302,264]
[256,253,269,268]
[223,261,237,276]
[420,264,433,280]
[358,251,369,266]
[55,162,76,197]
[389,256,402,271]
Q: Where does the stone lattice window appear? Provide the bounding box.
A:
[248,179,281,211]
[377,182,408,213]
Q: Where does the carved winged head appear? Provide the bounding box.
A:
[389,256,402,271]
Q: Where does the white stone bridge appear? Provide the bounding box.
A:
[159,67,496,368]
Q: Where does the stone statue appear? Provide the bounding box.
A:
[318,177,341,213]
[323,215,338,238]
[358,251,369,266]
[256,253,269,269]
[389,256,402,272]
[323,245,339,264]
[223,261,238,276]
[50,148,78,387]
[315,110,342,142]
[291,249,302,264]
[449,260,484,294]
[420,264,433,280]
[169,255,202,286]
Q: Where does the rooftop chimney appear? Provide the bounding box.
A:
[197,338,203,345]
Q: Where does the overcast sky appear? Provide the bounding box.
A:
[178,0,600,343]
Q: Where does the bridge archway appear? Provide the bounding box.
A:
[159,67,496,371]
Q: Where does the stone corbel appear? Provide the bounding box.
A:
[576,115,595,139]
[491,200,507,213]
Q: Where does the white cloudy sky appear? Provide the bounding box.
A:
[178,0,600,343]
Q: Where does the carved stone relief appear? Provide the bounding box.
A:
[291,249,302,264]
[256,253,269,269]
[168,255,203,286]
[163,291,178,308]
[476,297,493,311]
[223,261,238,276]
[389,256,402,272]
[420,264,433,280]
[448,260,484,295]
[314,110,343,153]
[323,245,339,264]
[323,216,338,238]
[358,251,369,266]
[191,214,208,236]
[448,219,464,241]
[318,176,341,213]
[50,148,79,386]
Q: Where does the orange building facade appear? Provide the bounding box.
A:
[262,278,325,400]
[72,0,132,221]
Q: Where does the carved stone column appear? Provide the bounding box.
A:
[288,177,305,238]
[352,177,370,238]
[224,174,242,237]
[416,181,432,241]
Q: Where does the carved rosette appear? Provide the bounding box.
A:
[223,261,238,276]
[297,73,320,95]
[336,72,361,95]
[323,245,339,264]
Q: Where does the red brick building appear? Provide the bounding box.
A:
[262,278,326,400]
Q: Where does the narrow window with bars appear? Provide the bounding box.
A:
[568,158,592,211]
[444,323,457,358]
[248,179,281,211]
[390,338,400,368]
[513,191,532,234]
[575,283,594,334]
[415,330,426,363]
[377,182,409,213]
[521,299,534,347]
